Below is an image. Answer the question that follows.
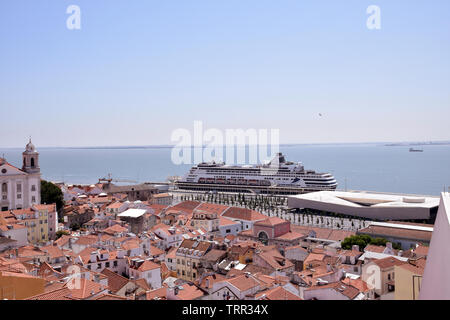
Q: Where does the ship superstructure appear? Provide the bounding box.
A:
[176,153,337,193]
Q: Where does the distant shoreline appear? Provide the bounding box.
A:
[1,141,450,150]
[385,141,450,147]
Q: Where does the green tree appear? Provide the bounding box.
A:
[40,180,64,212]
[71,223,80,231]
[341,234,394,250]
[56,230,70,239]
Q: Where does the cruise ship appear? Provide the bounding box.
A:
[176,153,337,194]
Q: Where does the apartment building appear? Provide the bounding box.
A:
[176,239,211,282]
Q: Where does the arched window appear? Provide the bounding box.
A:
[258,231,269,245]
[1,183,7,193]
[31,158,35,167]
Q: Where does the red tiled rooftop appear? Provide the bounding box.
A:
[222,207,266,221]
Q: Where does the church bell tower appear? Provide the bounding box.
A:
[22,138,40,174]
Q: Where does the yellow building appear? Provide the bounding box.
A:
[230,242,257,264]
[176,239,211,282]
[394,262,424,300]
[11,208,48,245]
[34,206,49,243]
[190,212,219,232]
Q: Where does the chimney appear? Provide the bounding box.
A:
[386,242,393,250]
[352,245,359,252]
[205,278,210,288]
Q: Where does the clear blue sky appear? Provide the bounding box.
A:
[1,0,449,147]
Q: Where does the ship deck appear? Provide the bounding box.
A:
[174,181,336,195]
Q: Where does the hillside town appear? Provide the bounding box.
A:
[1,142,448,301]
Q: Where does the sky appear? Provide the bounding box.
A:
[0,0,449,147]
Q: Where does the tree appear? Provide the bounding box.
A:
[341,234,393,250]
[57,229,70,238]
[71,223,80,231]
[41,180,64,212]
[56,230,70,239]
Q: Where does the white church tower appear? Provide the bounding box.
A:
[0,139,41,211]
[22,138,40,174]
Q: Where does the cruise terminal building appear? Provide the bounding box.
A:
[287,190,440,222]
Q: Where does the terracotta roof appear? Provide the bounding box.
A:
[225,274,260,292]
[74,235,98,246]
[304,253,326,265]
[135,278,151,291]
[136,260,160,272]
[202,249,227,262]
[306,281,361,300]
[37,262,63,279]
[146,287,167,300]
[33,204,56,211]
[26,288,75,300]
[413,244,429,257]
[197,273,227,289]
[63,278,106,299]
[100,268,130,293]
[178,239,211,253]
[41,245,66,259]
[222,207,266,221]
[149,245,164,256]
[291,225,355,241]
[284,245,308,253]
[364,244,386,253]
[147,204,169,216]
[121,239,141,251]
[257,249,294,271]
[275,231,305,241]
[169,201,201,213]
[166,247,177,259]
[256,286,302,300]
[0,223,26,231]
[219,216,240,227]
[10,208,35,219]
[174,283,205,300]
[103,224,128,235]
[397,262,425,275]
[54,235,71,247]
[106,202,124,209]
[372,256,406,269]
[195,203,229,215]
[94,293,130,300]
[342,278,370,293]
[44,281,65,293]
[256,217,288,227]
[358,225,432,242]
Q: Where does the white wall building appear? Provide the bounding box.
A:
[127,258,162,289]
[0,139,41,211]
[218,216,242,237]
[0,223,28,248]
[288,191,440,221]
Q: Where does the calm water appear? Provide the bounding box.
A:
[1,144,449,196]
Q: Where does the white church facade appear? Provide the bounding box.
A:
[0,139,41,211]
